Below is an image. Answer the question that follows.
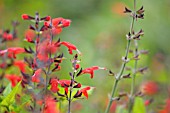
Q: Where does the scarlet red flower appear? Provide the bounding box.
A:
[58,79,72,87]
[75,64,80,70]
[32,69,42,83]
[5,74,22,87]
[50,78,59,93]
[141,81,158,95]
[21,14,33,20]
[45,16,51,21]
[144,99,153,106]
[0,47,25,58]
[2,32,13,40]
[44,17,71,35]
[37,39,58,62]
[25,29,35,43]
[78,86,91,99]
[14,61,27,72]
[81,66,106,78]
[59,41,81,55]
[43,96,59,113]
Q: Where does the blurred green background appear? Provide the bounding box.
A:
[0,0,170,112]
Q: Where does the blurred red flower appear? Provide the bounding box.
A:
[50,78,59,93]
[32,69,42,83]
[14,60,27,72]
[25,29,35,43]
[0,47,25,59]
[141,81,158,95]
[43,96,59,113]
[159,99,170,113]
[5,74,22,87]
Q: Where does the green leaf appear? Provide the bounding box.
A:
[3,83,12,96]
[116,106,128,113]
[133,97,146,113]
[0,81,21,111]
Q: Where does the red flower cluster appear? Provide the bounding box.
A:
[44,17,71,35]
[141,81,158,95]
[0,47,25,58]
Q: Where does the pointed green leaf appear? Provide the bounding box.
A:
[3,83,12,96]
[0,81,21,107]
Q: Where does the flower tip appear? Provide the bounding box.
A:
[22,14,29,20]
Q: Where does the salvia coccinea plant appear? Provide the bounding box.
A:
[0,13,106,113]
[105,0,146,113]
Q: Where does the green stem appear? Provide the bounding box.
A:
[105,40,131,113]
[128,0,138,112]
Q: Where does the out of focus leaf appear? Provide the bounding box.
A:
[133,97,146,113]
[116,106,128,113]
[0,81,21,111]
[3,83,12,96]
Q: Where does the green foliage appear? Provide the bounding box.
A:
[132,97,146,113]
[0,81,21,112]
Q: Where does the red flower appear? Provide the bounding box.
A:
[59,41,81,55]
[141,81,158,95]
[21,14,33,20]
[50,78,59,93]
[32,69,42,83]
[2,32,13,40]
[25,29,35,43]
[44,16,51,21]
[5,74,22,87]
[0,47,25,58]
[37,39,58,62]
[44,17,71,35]
[81,66,106,78]
[78,86,91,99]
[14,61,27,72]
[43,96,59,113]
[58,79,72,87]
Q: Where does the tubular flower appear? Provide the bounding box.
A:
[58,79,72,87]
[21,14,34,20]
[44,17,71,35]
[0,47,25,58]
[141,81,158,95]
[79,86,91,99]
[59,41,81,55]
[43,96,59,113]
[14,61,27,72]
[50,78,59,93]
[32,69,42,83]
[81,66,106,78]
[5,74,22,87]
